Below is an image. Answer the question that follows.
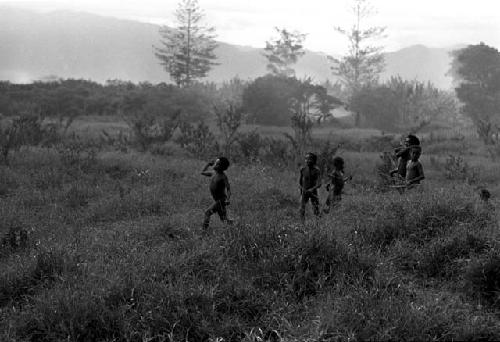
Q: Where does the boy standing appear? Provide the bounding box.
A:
[299,152,322,220]
[201,157,231,230]
[405,146,424,188]
[324,156,352,213]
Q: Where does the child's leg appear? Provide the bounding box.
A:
[299,194,308,220]
[311,193,320,217]
[323,190,332,213]
[203,202,218,229]
[216,201,228,222]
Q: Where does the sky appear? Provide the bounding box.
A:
[1,0,499,54]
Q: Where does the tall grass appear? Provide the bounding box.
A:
[0,141,499,341]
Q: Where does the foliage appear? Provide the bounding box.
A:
[0,114,53,164]
[263,27,307,77]
[215,77,248,107]
[154,0,218,87]
[351,78,459,131]
[328,0,386,126]
[451,43,500,144]
[316,139,342,176]
[236,131,264,162]
[443,155,479,182]
[176,121,219,158]
[350,83,399,130]
[242,75,341,126]
[214,103,243,157]
[387,76,460,132]
[242,75,302,126]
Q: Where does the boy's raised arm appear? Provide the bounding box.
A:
[201,161,214,177]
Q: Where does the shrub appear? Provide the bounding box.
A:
[237,131,264,162]
[125,111,180,151]
[261,137,293,167]
[55,134,99,174]
[176,121,219,159]
[316,139,341,176]
[0,115,48,164]
[443,155,479,182]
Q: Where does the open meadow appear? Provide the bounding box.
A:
[0,116,500,341]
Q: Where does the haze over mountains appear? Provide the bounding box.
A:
[0,7,458,88]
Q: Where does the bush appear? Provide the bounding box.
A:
[125,111,180,151]
[443,155,479,182]
[237,131,265,162]
[176,121,219,159]
[261,137,293,167]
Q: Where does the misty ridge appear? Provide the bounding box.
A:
[0,6,455,88]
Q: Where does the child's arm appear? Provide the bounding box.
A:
[225,175,231,200]
[305,170,322,193]
[298,169,304,193]
[201,161,214,177]
[395,146,408,158]
[407,163,425,185]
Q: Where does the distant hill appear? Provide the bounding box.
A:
[0,7,457,88]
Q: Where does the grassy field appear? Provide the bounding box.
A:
[1,118,500,341]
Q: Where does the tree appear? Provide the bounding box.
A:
[350,78,460,132]
[386,77,459,132]
[263,28,307,77]
[155,0,218,87]
[329,0,385,126]
[242,75,341,126]
[451,43,500,144]
[214,103,243,157]
[350,84,399,130]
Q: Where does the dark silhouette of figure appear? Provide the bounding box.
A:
[299,152,321,220]
[201,157,231,230]
[324,156,352,213]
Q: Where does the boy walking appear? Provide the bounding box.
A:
[323,156,352,213]
[201,157,231,230]
[299,152,322,220]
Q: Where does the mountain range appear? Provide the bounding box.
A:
[0,6,458,89]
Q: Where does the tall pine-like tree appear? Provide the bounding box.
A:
[155,0,218,87]
[328,0,385,126]
[263,28,307,77]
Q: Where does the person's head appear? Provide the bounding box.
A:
[332,156,345,171]
[409,146,421,161]
[305,152,317,166]
[405,134,420,147]
[214,157,230,172]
